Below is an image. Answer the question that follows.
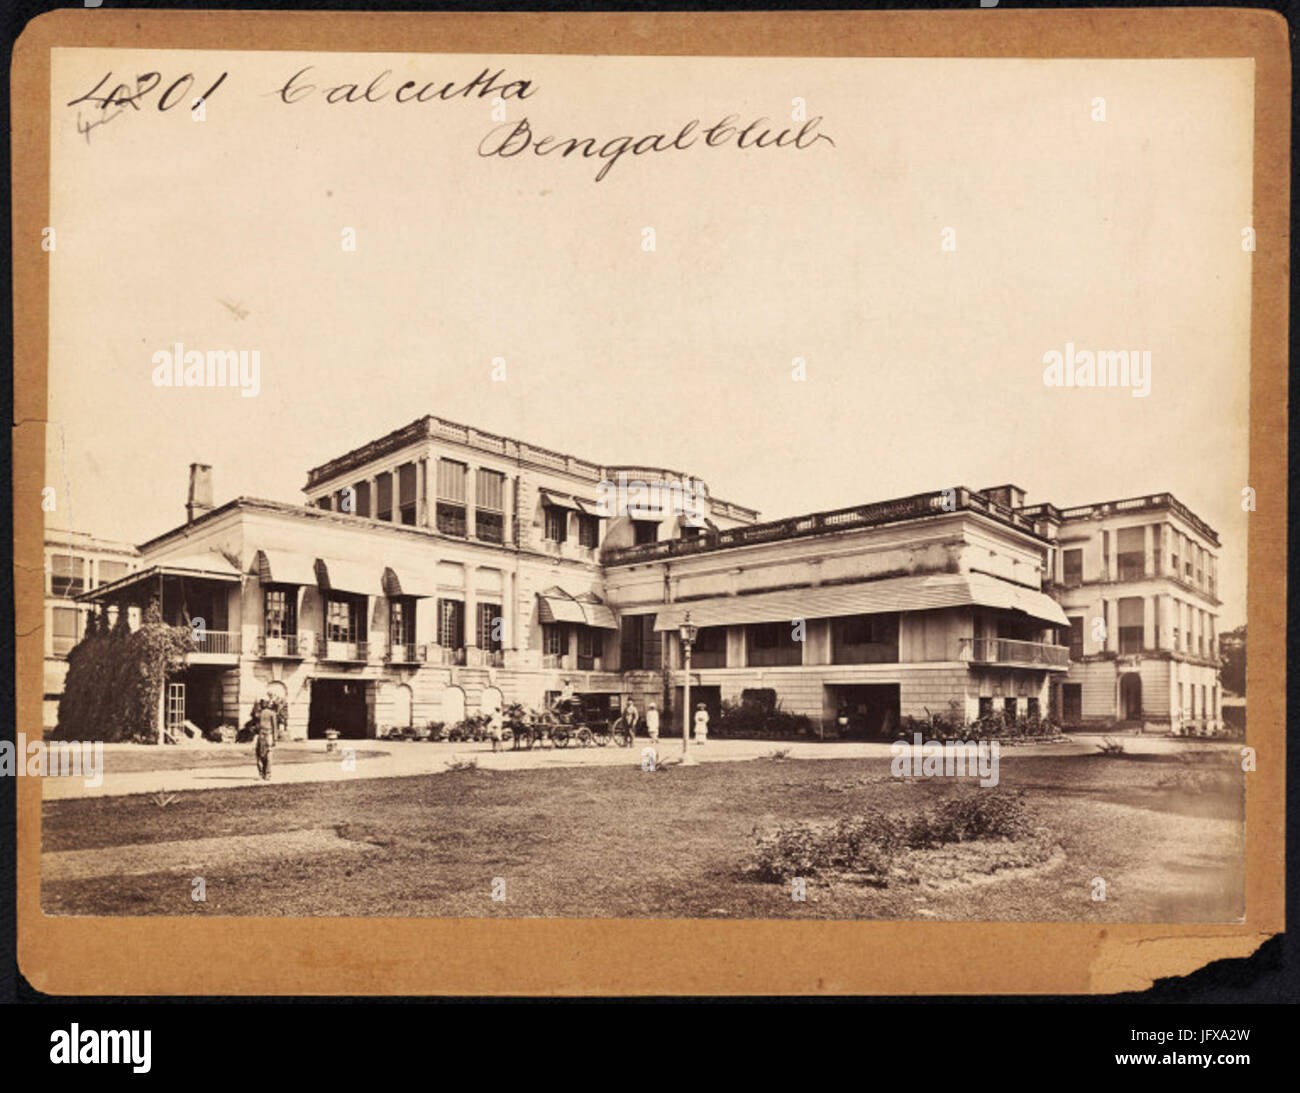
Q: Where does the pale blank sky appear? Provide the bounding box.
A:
[46,51,1252,625]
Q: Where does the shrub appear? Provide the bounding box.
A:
[716,698,813,740]
[925,792,1032,843]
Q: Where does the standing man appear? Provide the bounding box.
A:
[255,701,277,780]
[623,697,639,739]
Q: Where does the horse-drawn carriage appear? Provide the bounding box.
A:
[508,697,636,750]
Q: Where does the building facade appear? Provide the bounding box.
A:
[1019,491,1224,732]
[43,529,141,728]
[74,416,1222,740]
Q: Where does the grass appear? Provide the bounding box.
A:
[40,751,1245,921]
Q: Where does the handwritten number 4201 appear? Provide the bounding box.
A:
[67,71,228,112]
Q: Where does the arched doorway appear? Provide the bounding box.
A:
[393,684,413,728]
[1120,673,1142,721]
[440,686,466,728]
[480,686,503,717]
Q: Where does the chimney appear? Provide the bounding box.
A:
[187,463,214,523]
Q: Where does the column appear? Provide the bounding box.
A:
[1142,596,1155,651]
[369,476,378,522]
[1143,525,1155,578]
[465,465,477,540]
[465,565,479,651]
[416,459,427,526]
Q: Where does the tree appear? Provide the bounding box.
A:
[1219,625,1246,696]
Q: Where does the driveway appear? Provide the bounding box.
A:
[39,734,1233,801]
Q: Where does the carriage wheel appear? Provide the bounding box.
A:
[553,727,571,749]
[576,728,594,748]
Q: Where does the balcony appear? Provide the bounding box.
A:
[387,643,419,664]
[321,640,369,663]
[960,638,1070,670]
[260,633,305,659]
[542,653,569,670]
[464,647,504,668]
[428,645,465,666]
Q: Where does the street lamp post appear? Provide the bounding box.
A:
[678,613,698,765]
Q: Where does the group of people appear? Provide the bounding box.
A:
[613,696,710,745]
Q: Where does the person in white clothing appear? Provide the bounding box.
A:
[694,703,709,745]
[645,702,660,743]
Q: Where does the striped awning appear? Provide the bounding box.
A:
[537,590,588,625]
[537,588,619,628]
[652,573,1068,631]
[314,558,380,596]
[575,595,618,630]
[540,490,579,510]
[382,566,432,598]
[253,549,317,586]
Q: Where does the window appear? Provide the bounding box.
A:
[50,554,85,597]
[577,513,600,548]
[620,615,653,669]
[326,596,358,643]
[1062,549,1083,587]
[1117,597,1144,654]
[476,469,505,542]
[436,460,467,536]
[1067,616,1084,660]
[747,621,802,667]
[52,606,80,654]
[1201,684,1207,718]
[389,597,414,647]
[633,520,659,546]
[692,625,727,668]
[397,462,417,526]
[1116,527,1145,581]
[264,587,297,638]
[353,481,371,518]
[543,623,565,657]
[544,506,568,543]
[316,496,333,511]
[577,626,600,668]
[832,613,899,664]
[477,602,501,650]
[1062,683,1082,721]
[978,696,994,719]
[1004,697,1017,721]
[1027,697,1040,721]
[1195,546,1203,587]
[97,560,129,586]
[437,598,464,648]
[376,472,393,522]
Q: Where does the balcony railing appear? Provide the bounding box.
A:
[542,653,568,669]
[192,630,241,655]
[387,643,418,664]
[260,633,304,658]
[604,487,1040,565]
[428,645,465,666]
[960,638,1070,669]
[322,640,368,662]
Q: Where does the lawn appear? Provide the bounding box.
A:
[40,751,1245,921]
[96,746,388,773]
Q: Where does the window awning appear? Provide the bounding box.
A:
[537,588,619,628]
[573,498,602,516]
[314,558,380,596]
[538,590,588,625]
[253,549,317,586]
[651,573,1068,631]
[382,566,432,598]
[575,595,619,630]
[540,490,579,510]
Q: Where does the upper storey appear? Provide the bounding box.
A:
[300,415,761,565]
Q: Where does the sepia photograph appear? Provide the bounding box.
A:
[10,8,1287,1002]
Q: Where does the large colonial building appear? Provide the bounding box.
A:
[43,529,141,729]
[73,416,1223,740]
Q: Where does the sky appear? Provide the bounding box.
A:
[46,51,1253,625]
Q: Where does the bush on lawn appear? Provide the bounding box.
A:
[715,696,814,740]
[753,792,1034,882]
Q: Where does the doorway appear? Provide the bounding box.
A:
[309,679,369,739]
[825,683,901,737]
[1120,673,1143,721]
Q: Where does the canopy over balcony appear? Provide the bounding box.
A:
[537,588,619,628]
[78,551,241,603]
[252,549,317,586]
[651,573,1069,631]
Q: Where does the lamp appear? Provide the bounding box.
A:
[677,611,698,765]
